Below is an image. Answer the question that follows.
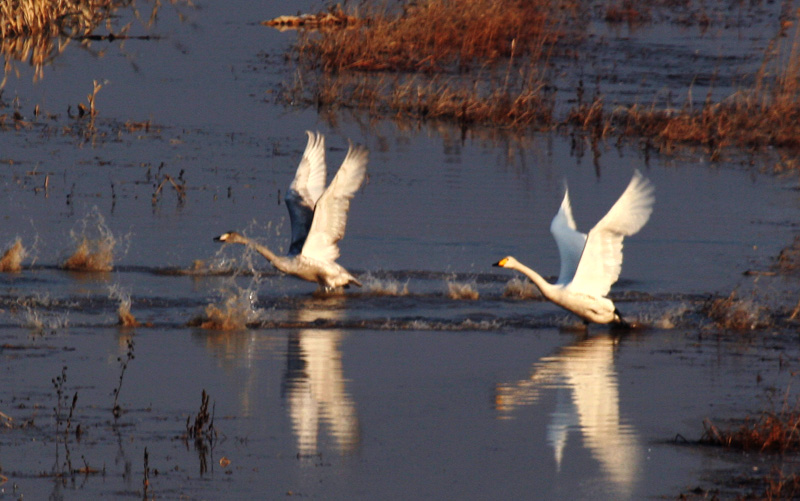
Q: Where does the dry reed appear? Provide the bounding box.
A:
[0,0,176,85]
[701,410,800,453]
[285,0,568,128]
[604,10,800,153]
[282,2,800,156]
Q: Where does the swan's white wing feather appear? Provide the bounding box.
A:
[285,131,327,255]
[566,170,654,297]
[301,143,368,262]
[550,187,587,285]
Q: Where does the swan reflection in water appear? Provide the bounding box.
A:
[283,299,360,456]
[495,334,640,495]
[195,296,359,456]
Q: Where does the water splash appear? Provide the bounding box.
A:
[210,220,282,275]
[361,273,409,296]
[195,282,265,330]
[15,294,69,332]
[109,285,140,327]
[0,238,27,272]
[61,209,119,272]
[706,291,771,330]
[502,277,540,299]
[647,304,692,329]
[445,279,479,300]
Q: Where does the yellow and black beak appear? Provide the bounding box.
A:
[214,232,231,242]
[492,258,508,268]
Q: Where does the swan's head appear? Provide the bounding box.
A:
[492,256,519,269]
[214,231,246,244]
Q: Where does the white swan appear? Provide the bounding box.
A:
[494,170,654,324]
[215,131,368,291]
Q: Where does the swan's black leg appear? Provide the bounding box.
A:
[613,308,630,328]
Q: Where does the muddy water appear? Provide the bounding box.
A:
[1,1,800,499]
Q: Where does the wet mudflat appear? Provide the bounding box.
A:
[1,0,800,499]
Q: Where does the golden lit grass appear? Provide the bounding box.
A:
[601,15,800,154]
[761,469,800,500]
[284,2,800,155]
[262,6,357,32]
[0,0,115,39]
[697,401,800,497]
[0,0,177,85]
[295,0,559,73]
[701,410,800,453]
[286,0,568,128]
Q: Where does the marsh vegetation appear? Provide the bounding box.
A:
[278,0,800,157]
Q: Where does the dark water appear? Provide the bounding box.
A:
[0,1,799,499]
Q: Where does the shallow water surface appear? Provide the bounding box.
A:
[0,1,799,500]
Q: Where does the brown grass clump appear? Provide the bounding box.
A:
[701,411,800,453]
[0,238,25,272]
[0,0,176,86]
[705,291,770,330]
[62,237,114,272]
[0,0,120,39]
[607,12,800,154]
[262,6,358,31]
[294,0,560,73]
[761,469,800,499]
[286,0,569,128]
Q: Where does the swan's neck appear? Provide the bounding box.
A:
[246,240,280,264]
[510,262,557,299]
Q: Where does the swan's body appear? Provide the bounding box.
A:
[215,131,368,291]
[494,171,654,324]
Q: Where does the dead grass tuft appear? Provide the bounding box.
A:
[290,0,563,74]
[281,2,800,156]
[762,469,800,499]
[285,0,568,128]
[701,410,800,453]
[0,0,180,85]
[606,11,800,153]
[262,6,358,32]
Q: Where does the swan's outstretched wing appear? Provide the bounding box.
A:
[301,143,369,263]
[285,131,327,255]
[550,187,587,285]
[566,170,654,297]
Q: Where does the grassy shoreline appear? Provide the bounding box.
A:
[277,0,800,156]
